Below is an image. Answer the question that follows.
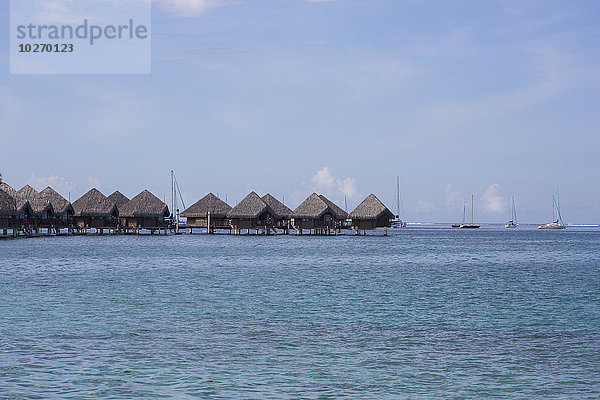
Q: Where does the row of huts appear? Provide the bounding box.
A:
[0,183,169,236]
[0,182,396,236]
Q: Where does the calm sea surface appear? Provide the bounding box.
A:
[1,227,599,399]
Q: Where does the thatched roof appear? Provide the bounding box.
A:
[0,189,17,216]
[72,188,118,217]
[119,190,169,218]
[349,194,394,220]
[39,187,74,216]
[18,185,54,216]
[107,191,130,210]
[319,195,348,219]
[292,193,348,220]
[181,193,231,218]
[0,183,29,213]
[262,194,292,219]
[228,191,270,219]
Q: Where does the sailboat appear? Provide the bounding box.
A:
[505,196,518,228]
[459,195,480,228]
[538,190,566,229]
[452,200,466,228]
[391,176,406,228]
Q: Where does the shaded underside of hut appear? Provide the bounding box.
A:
[72,188,119,228]
[118,190,170,228]
[39,187,75,221]
[107,191,130,210]
[292,193,348,229]
[227,191,276,229]
[349,194,395,229]
[181,193,231,228]
[261,194,292,228]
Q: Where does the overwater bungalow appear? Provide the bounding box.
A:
[18,185,55,233]
[228,191,278,234]
[39,187,75,233]
[107,191,130,211]
[292,193,348,235]
[349,194,395,234]
[181,193,232,233]
[0,185,33,236]
[261,193,293,233]
[118,190,170,234]
[72,188,119,233]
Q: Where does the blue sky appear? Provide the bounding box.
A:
[1,0,599,223]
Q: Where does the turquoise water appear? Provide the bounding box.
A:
[1,228,599,398]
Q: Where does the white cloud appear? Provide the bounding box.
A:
[481,184,504,213]
[157,0,222,17]
[445,184,461,210]
[311,167,359,200]
[27,172,76,198]
[416,201,437,213]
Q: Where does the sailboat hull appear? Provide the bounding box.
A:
[459,224,480,229]
[538,223,566,229]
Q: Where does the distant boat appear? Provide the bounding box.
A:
[505,196,518,228]
[538,190,566,229]
[391,176,406,228]
[459,195,480,229]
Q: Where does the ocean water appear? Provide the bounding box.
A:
[1,227,599,399]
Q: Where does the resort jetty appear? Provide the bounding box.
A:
[0,181,398,238]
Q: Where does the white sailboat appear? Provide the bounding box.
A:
[505,196,518,228]
[391,176,406,228]
[460,195,480,228]
[538,190,566,229]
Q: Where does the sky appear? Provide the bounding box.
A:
[1,0,599,223]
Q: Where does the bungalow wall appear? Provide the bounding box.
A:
[120,217,166,228]
[352,215,392,230]
[74,216,118,228]
[230,211,278,229]
[295,213,342,229]
[187,216,229,228]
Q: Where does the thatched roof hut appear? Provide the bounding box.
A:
[0,189,18,217]
[119,190,169,219]
[228,191,270,219]
[39,187,74,216]
[107,191,130,210]
[349,194,394,229]
[0,183,31,214]
[72,188,118,217]
[17,185,54,217]
[182,193,232,219]
[261,194,292,219]
[293,193,348,220]
[292,193,348,231]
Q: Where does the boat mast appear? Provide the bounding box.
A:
[171,170,175,220]
[512,196,517,223]
[396,176,400,219]
[462,200,466,224]
[471,195,474,224]
[556,189,563,224]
